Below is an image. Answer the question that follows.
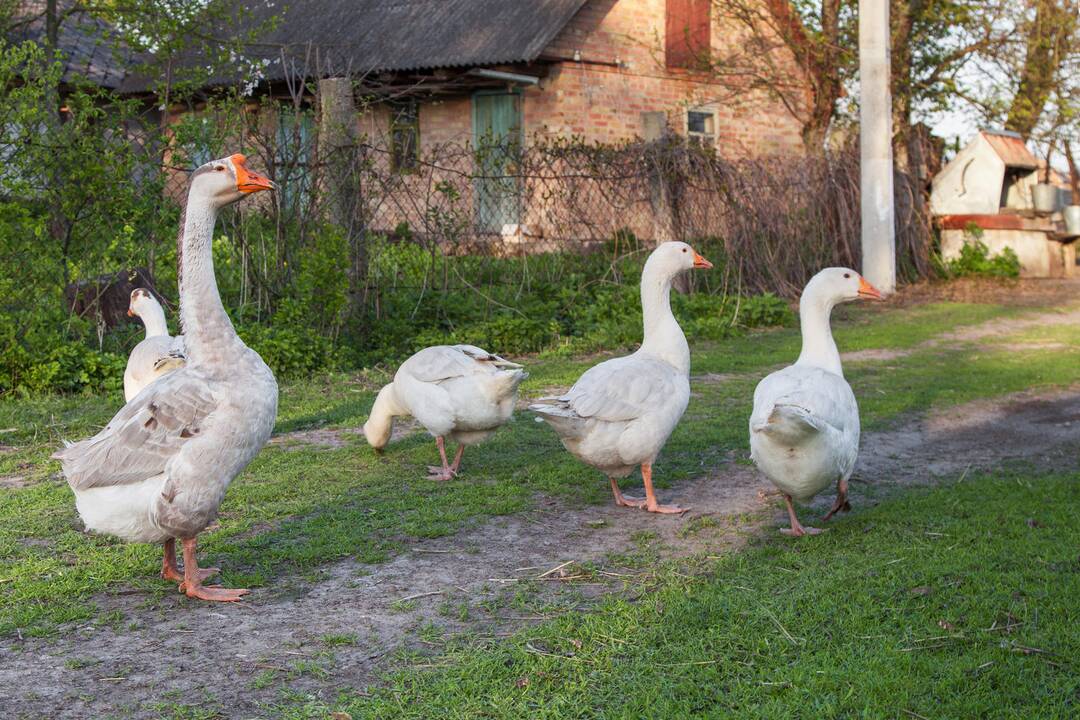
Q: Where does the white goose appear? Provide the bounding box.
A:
[531,241,712,514]
[124,288,186,402]
[54,154,277,601]
[363,345,527,480]
[749,267,883,537]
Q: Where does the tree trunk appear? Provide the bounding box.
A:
[44,0,71,284]
[1065,141,1080,205]
[1005,0,1077,139]
[764,0,842,154]
[890,0,918,173]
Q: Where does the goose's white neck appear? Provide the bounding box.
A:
[363,383,407,448]
[639,260,690,375]
[178,193,238,362]
[795,284,843,377]
[138,302,168,338]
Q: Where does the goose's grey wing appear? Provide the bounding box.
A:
[751,366,857,435]
[403,345,520,384]
[53,369,216,491]
[548,356,680,422]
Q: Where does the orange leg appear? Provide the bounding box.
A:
[780,494,824,537]
[641,463,688,514]
[822,477,852,522]
[427,436,458,481]
[609,476,645,508]
[449,444,465,474]
[178,537,249,602]
[160,537,217,584]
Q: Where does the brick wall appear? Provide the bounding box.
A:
[525,0,806,155]
[351,0,807,158]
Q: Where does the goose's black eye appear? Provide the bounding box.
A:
[682,248,687,253]
[844,273,851,279]
[214,165,225,172]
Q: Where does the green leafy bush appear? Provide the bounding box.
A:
[237,300,340,379]
[940,228,1021,279]
[0,336,124,396]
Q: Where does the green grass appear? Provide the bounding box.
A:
[0,296,1076,638]
[327,470,1080,719]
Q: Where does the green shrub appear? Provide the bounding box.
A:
[0,337,124,396]
[238,300,340,380]
[413,315,560,356]
[940,228,1021,279]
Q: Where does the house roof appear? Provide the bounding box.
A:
[120,0,589,94]
[8,1,137,89]
[980,130,1038,170]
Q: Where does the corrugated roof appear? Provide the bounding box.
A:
[9,0,137,89]
[980,130,1038,170]
[121,0,589,93]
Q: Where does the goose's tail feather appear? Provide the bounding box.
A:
[752,403,822,446]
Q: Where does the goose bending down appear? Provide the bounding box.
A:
[124,288,186,402]
[749,268,883,537]
[531,241,712,514]
[53,154,277,602]
[363,345,527,480]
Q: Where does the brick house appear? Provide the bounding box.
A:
[132,0,806,153]
[119,0,809,243]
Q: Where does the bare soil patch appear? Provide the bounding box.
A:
[893,277,1080,307]
[3,382,1079,718]
[0,474,29,489]
[269,417,422,450]
[858,386,1080,484]
[839,304,1080,365]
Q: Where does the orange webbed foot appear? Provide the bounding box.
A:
[614,493,646,509]
[426,466,456,481]
[645,502,690,515]
[181,583,250,602]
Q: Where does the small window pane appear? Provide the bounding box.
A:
[688,111,713,134]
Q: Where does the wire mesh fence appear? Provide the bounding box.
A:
[176,107,933,318]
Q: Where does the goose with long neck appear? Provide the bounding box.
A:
[54,154,277,602]
[362,345,527,480]
[123,288,186,402]
[531,241,712,514]
[749,267,883,537]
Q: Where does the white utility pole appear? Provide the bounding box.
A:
[859,0,896,293]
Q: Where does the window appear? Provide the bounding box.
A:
[274,106,314,212]
[687,110,715,148]
[390,99,420,172]
[666,0,711,70]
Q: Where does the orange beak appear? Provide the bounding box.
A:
[692,251,713,269]
[126,308,135,317]
[231,153,275,194]
[857,276,884,300]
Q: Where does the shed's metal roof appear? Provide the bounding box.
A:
[980,130,1038,170]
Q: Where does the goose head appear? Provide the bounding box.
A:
[127,288,158,318]
[190,154,275,208]
[644,241,713,279]
[804,267,884,306]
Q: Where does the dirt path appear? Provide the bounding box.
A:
[841,303,1080,363]
[3,381,1079,719]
